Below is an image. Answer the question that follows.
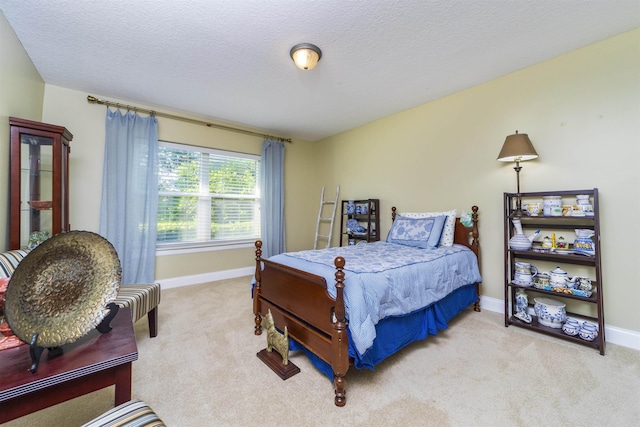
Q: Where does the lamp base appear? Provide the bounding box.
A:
[512,207,526,218]
[513,193,525,218]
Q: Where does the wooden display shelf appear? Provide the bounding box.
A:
[503,189,604,355]
[339,198,380,246]
[508,315,601,351]
[507,282,598,304]
[509,248,596,266]
[509,214,595,227]
[27,200,53,210]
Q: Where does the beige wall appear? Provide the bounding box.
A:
[40,85,319,281]
[0,11,45,248]
[315,29,640,332]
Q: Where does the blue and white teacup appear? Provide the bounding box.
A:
[562,319,580,336]
[579,323,598,341]
[573,277,593,292]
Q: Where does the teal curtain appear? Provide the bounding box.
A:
[99,109,159,284]
[260,139,286,258]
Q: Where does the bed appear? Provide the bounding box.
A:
[252,205,481,406]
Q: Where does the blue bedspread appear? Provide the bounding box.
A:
[266,241,482,356]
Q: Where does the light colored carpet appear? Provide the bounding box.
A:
[5,276,639,427]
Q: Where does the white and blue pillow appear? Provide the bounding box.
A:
[399,209,457,246]
[386,215,447,249]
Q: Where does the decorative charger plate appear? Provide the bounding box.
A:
[4,231,122,348]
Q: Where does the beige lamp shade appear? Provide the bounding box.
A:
[290,43,322,70]
[497,131,539,162]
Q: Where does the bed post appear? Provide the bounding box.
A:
[254,240,263,335]
[470,206,481,312]
[470,205,479,250]
[332,256,348,407]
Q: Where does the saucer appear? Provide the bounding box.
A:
[553,248,575,254]
[512,279,533,287]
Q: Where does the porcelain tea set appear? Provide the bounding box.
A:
[524,194,594,217]
[513,263,593,297]
[536,301,599,340]
[509,215,595,256]
[541,266,592,291]
[532,297,598,340]
[515,294,598,340]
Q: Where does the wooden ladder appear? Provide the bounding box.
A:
[314,185,340,249]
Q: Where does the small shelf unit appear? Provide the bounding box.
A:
[339,199,380,247]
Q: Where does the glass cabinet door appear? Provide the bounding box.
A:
[10,118,72,250]
[21,134,54,247]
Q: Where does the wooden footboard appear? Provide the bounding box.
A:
[253,205,481,406]
[253,241,349,406]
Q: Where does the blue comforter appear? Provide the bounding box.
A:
[265,241,482,356]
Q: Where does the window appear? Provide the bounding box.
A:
[157,141,260,249]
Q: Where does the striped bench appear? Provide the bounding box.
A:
[0,250,160,338]
[82,400,166,427]
[114,284,160,338]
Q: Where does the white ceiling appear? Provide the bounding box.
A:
[1,1,639,142]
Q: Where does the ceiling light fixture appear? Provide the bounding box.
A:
[290,43,322,70]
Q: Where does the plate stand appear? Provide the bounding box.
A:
[28,303,120,373]
[97,303,120,333]
[27,334,63,373]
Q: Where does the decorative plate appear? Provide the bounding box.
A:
[346,219,359,231]
[4,231,122,348]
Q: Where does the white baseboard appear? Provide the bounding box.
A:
[157,266,254,290]
[480,295,640,352]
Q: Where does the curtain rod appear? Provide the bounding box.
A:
[87,95,292,143]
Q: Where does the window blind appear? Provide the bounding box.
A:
[157,141,260,247]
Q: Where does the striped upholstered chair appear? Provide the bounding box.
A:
[82,400,166,427]
[0,249,160,338]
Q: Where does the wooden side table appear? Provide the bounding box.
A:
[0,307,138,423]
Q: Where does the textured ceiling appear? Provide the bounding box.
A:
[1,1,639,142]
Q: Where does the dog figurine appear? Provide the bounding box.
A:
[263,309,289,365]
